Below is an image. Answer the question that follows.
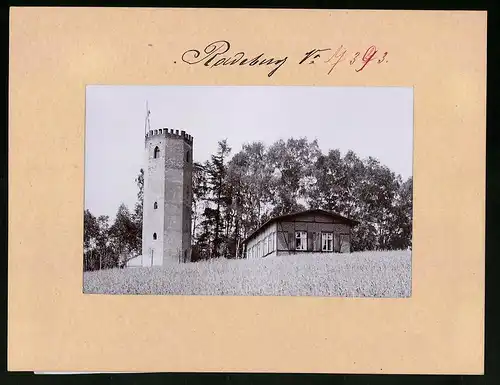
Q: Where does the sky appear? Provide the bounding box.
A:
[85,85,413,219]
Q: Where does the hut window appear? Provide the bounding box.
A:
[264,237,268,255]
[154,202,158,209]
[295,231,307,251]
[153,233,157,240]
[153,146,160,158]
[322,233,333,252]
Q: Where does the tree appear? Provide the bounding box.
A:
[238,142,273,227]
[83,210,100,271]
[83,211,119,271]
[192,162,209,240]
[308,149,346,212]
[225,141,276,256]
[351,221,378,251]
[95,215,116,269]
[133,168,144,224]
[225,152,251,258]
[357,157,400,250]
[84,209,99,251]
[109,203,141,267]
[204,139,232,258]
[336,151,365,219]
[267,138,321,217]
[386,176,413,250]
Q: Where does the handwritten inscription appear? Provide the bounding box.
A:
[299,45,388,74]
[181,40,288,78]
[181,40,389,77]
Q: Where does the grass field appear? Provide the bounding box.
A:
[83,250,411,297]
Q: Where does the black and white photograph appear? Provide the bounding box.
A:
[83,85,413,297]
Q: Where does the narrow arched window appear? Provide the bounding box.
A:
[153,202,158,209]
[186,150,190,163]
[153,233,157,240]
[153,146,160,159]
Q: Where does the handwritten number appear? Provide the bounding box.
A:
[355,45,378,72]
[350,52,360,65]
[377,52,388,64]
[326,45,347,75]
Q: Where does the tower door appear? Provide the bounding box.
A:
[145,248,155,267]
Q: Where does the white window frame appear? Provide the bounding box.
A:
[295,231,307,251]
[322,232,333,252]
[268,234,272,253]
[264,236,268,255]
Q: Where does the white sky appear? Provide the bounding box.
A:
[85,85,413,219]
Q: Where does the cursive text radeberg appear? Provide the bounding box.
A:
[181,40,288,78]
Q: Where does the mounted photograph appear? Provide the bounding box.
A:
[83,85,413,297]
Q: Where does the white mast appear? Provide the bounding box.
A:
[144,100,151,135]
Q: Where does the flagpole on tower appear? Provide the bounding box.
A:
[144,100,151,136]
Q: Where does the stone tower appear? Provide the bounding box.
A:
[142,128,193,266]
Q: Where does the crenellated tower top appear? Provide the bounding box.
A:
[145,128,194,145]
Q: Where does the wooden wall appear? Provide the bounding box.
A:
[245,222,277,259]
[244,213,354,258]
[276,214,352,253]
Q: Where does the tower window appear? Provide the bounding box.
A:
[186,150,190,163]
[153,202,158,209]
[153,146,160,159]
[153,233,157,240]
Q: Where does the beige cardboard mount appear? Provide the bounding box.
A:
[9,8,486,374]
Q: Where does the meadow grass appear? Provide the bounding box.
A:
[83,250,411,297]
